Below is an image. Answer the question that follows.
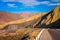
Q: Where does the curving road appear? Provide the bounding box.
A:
[35,29,60,40]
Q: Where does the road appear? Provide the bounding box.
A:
[35,29,60,40]
[48,29,60,40]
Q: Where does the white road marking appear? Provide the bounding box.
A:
[34,29,45,40]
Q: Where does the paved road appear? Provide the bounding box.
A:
[36,29,60,40]
[48,29,60,40]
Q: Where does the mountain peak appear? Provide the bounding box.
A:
[54,5,60,12]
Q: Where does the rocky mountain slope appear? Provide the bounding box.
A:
[0,11,23,24]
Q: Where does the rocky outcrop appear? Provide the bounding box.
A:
[34,6,60,28]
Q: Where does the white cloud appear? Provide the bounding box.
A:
[2,0,60,6]
[7,3,17,8]
[19,0,40,6]
[19,0,50,6]
[2,0,50,6]
[2,0,17,2]
[49,3,60,6]
[40,1,50,4]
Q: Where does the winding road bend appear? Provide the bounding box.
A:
[35,29,60,40]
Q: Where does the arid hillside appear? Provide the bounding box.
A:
[0,11,23,24]
[0,12,46,29]
[45,5,60,25]
[33,5,60,28]
[0,6,60,29]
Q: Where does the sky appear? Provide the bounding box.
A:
[0,0,60,13]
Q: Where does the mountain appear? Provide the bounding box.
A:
[0,11,23,24]
[18,12,36,18]
[46,5,60,28]
[46,5,60,25]
[34,5,60,28]
[0,13,46,29]
[0,6,60,29]
[0,5,60,29]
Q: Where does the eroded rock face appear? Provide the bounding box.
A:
[43,6,60,25]
[46,6,60,28]
[34,6,60,28]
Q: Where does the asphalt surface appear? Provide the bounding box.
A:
[37,29,60,40]
[48,29,60,40]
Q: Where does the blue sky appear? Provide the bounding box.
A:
[0,0,60,13]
